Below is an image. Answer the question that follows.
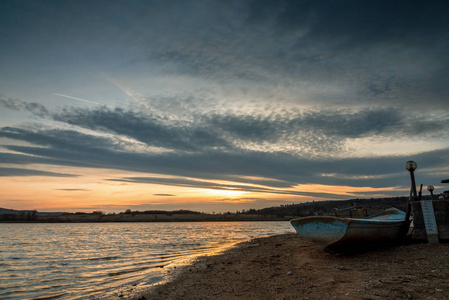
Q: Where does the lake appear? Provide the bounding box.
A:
[0,222,295,299]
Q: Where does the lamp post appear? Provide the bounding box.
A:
[402,161,418,237]
[405,161,418,198]
[427,185,434,199]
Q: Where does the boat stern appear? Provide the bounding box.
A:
[290,216,350,248]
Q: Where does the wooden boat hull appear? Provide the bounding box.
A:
[290,208,406,252]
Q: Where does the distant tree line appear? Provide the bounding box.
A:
[113,196,431,218]
[121,209,203,215]
[235,196,431,218]
[1,195,437,222]
[0,210,37,222]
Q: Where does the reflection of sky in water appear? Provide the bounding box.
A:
[0,222,294,299]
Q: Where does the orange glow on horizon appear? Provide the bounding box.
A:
[203,189,247,198]
[0,164,410,213]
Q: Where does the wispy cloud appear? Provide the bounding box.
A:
[53,93,114,108]
[108,176,350,199]
[100,75,146,104]
[0,99,49,117]
[0,167,77,177]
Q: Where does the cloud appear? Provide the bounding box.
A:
[0,167,77,177]
[258,0,449,48]
[51,107,230,152]
[134,1,449,109]
[3,1,448,109]
[107,176,349,199]
[208,108,401,139]
[0,126,126,152]
[1,112,447,202]
[1,121,448,189]
[53,93,114,108]
[2,100,448,158]
[0,99,49,117]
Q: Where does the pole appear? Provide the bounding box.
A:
[403,161,418,238]
[403,186,413,237]
[410,170,418,198]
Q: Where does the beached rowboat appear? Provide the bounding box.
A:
[290,207,406,252]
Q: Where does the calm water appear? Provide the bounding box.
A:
[0,222,294,299]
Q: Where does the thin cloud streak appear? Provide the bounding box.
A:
[53,93,114,108]
[106,176,383,199]
[0,167,77,177]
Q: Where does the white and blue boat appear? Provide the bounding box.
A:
[290,207,406,252]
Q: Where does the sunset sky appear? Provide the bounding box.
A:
[1,0,448,213]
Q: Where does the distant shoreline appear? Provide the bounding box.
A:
[0,214,291,223]
[1,196,415,223]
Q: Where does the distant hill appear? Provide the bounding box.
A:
[0,207,37,215]
[241,197,406,218]
[0,207,64,216]
[239,195,436,218]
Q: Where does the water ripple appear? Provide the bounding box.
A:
[87,256,121,261]
[0,222,294,299]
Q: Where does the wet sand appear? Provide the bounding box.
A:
[131,233,449,300]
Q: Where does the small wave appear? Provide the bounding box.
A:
[181,243,203,246]
[149,252,188,260]
[31,292,66,300]
[108,265,165,277]
[165,242,203,247]
[40,278,65,284]
[87,256,120,261]
[12,242,31,246]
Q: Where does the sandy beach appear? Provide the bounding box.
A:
[130,233,449,300]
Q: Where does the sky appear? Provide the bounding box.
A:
[0,0,448,213]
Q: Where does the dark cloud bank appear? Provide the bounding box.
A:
[2,0,448,109]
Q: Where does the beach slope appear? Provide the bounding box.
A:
[132,233,449,300]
